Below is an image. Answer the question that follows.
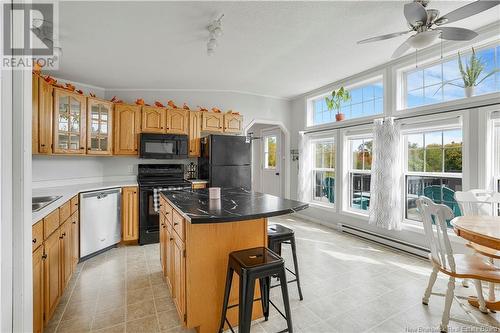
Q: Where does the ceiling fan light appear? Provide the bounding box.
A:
[408,30,440,49]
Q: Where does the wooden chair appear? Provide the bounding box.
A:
[455,190,500,296]
[417,197,500,332]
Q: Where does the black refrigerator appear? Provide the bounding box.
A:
[198,135,251,189]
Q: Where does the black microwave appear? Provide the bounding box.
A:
[139,133,188,159]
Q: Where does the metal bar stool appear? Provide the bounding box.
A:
[268,224,303,300]
[218,247,293,333]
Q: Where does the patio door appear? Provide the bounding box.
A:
[261,128,282,197]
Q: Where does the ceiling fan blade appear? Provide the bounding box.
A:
[357,31,411,44]
[436,27,478,41]
[435,0,500,25]
[392,38,412,59]
[404,2,428,27]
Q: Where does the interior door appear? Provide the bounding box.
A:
[261,128,282,197]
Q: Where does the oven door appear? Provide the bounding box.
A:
[139,186,160,245]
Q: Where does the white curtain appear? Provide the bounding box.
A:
[368,118,402,230]
[297,132,312,203]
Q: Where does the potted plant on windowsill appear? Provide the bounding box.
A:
[455,48,499,98]
[325,87,351,122]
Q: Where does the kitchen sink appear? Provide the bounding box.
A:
[32,195,62,212]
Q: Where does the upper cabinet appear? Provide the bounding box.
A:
[167,109,189,135]
[142,106,166,133]
[141,107,188,135]
[33,75,53,154]
[114,104,141,155]
[87,98,113,155]
[201,112,223,132]
[223,113,243,133]
[188,111,201,157]
[53,89,87,154]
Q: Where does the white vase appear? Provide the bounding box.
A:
[464,86,474,98]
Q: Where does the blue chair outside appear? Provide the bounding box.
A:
[423,185,461,226]
[323,177,335,204]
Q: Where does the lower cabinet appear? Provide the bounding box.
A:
[34,195,80,330]
[60,220,72,292]
[43,230,61,324]
[122,186,139,242]
[172,232,186,321]
[160,197,186,323]
[33,246,44,333]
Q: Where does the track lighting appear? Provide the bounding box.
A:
[206,14,224,56]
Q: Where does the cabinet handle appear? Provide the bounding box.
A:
[72,221,76,224]
[59,235,63,239]
[40,144,46,147]
[42,254,47,260]
[174,222,179,226]
[87,148,91,150]
[169,237,174,241]
[32,238,37,244]
[80,147,84,150]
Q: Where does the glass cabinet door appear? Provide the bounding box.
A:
[54,90,86,153]
[87,99,113,154]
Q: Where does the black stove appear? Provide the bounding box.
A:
[137,164,191,245]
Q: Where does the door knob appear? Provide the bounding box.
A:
[275,172,280,176]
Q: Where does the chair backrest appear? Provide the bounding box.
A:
[416,197,455,270]
[455,190,500,216]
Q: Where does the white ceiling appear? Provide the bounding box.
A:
[51,1,500,99]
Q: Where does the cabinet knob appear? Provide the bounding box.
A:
[42,254,47,260]
[40,144,46,147]
[169,237,174,241]
[87,148,91,150]
[32,238,37,244]
[80,147,84,150]
[174,222,179,226]
[59,235,63,239]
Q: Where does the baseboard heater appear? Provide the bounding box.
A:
[338,223,430,259]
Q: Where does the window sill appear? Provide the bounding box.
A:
[341,208,369,221]
[306,114,381,131]
[308,201,336,212]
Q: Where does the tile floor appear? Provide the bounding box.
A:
[46,215,500,333]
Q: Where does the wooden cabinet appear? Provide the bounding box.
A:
[223,114,243,133]
[142,106,166,133]
[32,221,44,252]
[53,88,87,154]
[114,104,141,155]
[87,98,113,155]
[43,210,59,241]
[122,186,139,242]
[70,212,79,271]
[160,213,167,272]
[60,220,72,292]
[37,76,53,154]
[33,244,44,333]
[172,232,186,322]
[32,73,39,154]
[165,223,174,292]
[191,182,207,190]
[201,113,223,132]
[167,109,189,135]
[43,230,60,324]
[188,111,201,157]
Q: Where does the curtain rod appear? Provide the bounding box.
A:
[303,101,500,135]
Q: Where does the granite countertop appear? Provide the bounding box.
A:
[32,180,137,225]
[160,188,308,224]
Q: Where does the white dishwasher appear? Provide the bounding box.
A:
[80,188,122,259]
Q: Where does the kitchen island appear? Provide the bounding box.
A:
[158,188,308,333]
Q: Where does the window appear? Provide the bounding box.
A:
[348,137,372,212]
[264,135,277,169]
[404,129,463,223]
[404,44,500,109]
[311,81,383,125]
[312,138,336,205]
[494,118,500,192]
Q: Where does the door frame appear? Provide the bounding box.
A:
[261,127,283,197]
[245,119,290,199]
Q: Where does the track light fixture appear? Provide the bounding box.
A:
[207,14,224,56]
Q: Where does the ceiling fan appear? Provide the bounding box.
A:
[357,0,500,58]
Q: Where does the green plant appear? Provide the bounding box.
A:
[457,47,499,88]
[325,87,351,114]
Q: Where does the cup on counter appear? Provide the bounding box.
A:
[209,187,221,200]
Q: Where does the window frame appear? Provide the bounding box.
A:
[310,136,337,207]
[397,40,500,112]
[402,124,464,225]
[345,133,373,215]
[307,75,384,128]
[493,118,500,192]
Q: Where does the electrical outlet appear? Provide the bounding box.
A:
[128,165,134,174]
